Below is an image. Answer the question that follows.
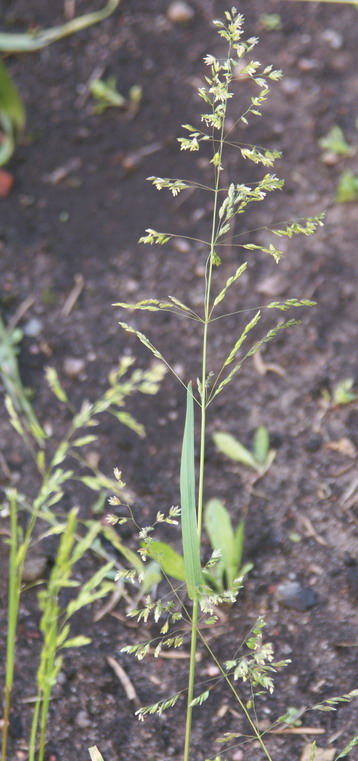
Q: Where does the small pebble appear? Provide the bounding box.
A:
[298,58,319,72]
[305,434,323,453]
[173,237,190,254]
[75,709,91,729]
[22,554,48,582]
[321,29,343,50]
[63,357,85,378]
[167,1,194,24]
[276,581,318,612]
[255,273,289,297]
[281,78,300,95]
[23,317,43,337]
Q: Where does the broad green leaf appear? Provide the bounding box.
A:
[180,383,202,599]
[253,426,269,464]
[204,499,235,586]
[213,431,258,470]
[147,541,186,581]
[0,0,121,52]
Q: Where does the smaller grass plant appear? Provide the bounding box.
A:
[1,355,164,761]
[213,425,275,476]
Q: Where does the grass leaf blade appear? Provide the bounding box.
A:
[180,383,202,599]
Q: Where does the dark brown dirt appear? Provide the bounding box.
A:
[1,1,358,760]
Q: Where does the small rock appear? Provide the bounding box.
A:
[23,554,48,582]
[255,273,289,297]
[281,78,300,95]
[321,151,340,167]
[0,168,14,198]
[298,58,319,72]
[346,565,358,601]
[75,709,91,729]
[172,237,190,254]
[276,581,318,612]
[167,1,194,24]
[321,29,343,50]
[63,357,85,378]
[232,751,244,761]
[23,317,43,337]
[304,434,323,453]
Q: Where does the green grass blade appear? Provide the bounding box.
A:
[88,748,105,761]
[180,383,202,599]
[0,0,121,52]
[204,499,234,587]
[233,518,245,574]
[213,431,258,470]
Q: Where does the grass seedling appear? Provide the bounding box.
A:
[318,125,354,160]
[0,314,46,447]
[321,377,357,408]
[336,169,358,202]
[213,425,275,476]
[203,498,253,592]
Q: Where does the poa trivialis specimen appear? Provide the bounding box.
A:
[1,358,165,761]
[112,8,358,761]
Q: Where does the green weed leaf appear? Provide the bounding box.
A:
[253,426,269,464]
[319,125,353,157]
[213,431,258,470]
[336,170,358,202]
[147,541,186,582]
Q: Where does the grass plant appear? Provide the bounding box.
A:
[109,8,358,761]
[1,357,164,760]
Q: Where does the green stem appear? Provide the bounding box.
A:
[183,54,231,761]
[2,491,20,761]
[183,597,199,761]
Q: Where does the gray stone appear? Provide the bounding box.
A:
[277,581,318,611]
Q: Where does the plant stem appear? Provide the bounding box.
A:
[2,491,22,761]
[183,57,230,760]
[183,596,198,761]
